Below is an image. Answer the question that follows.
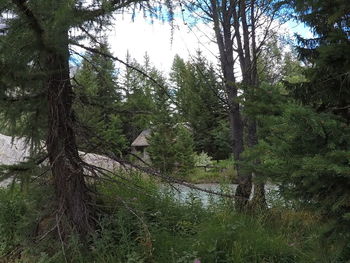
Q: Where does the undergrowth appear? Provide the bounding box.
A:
[0,174,348,263]
[185,159,236,184]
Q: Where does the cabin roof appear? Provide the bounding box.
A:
[131,129,151,147]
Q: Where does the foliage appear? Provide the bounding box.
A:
[146,65,176,174]
[171,53,230,160]
[281,52,306,84]
[242,81,350,256]
[0,176,347,262]
[249,101,350,236]
[148,126,177,174]
[188,167,235,184]
[0,2,47,145]
[209,119,231,159]
[0,183,54,259]
[291,0,350,115]
[173,125,195,177]
[289,0,350,238]
[149,124,196,177]
[0,0,349,260]
[0,188,28,255]
[120,53,156,143]
[240,0,350,243]
[0,0,177,239]
[193,151,213,167]
[74,42,128,156]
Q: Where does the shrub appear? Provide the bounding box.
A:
[194,152,213,167]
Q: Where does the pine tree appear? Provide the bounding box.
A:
[74,42,128,156]
[171,53,230,160]
[249,0,350,245]
[292,0,350,119]
[288,0,350,237]
[0,0,172,238]
[121,53,155,143]
[147,68,176,174]
[173,124,195,177]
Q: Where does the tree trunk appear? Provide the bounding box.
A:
[247,119,267,209]
[211,0,252,210]
[246,1,267,209]
[233,0,267,209]
[229,91,251,209]
[210,0,251,208]
[45,38,93,237]
[11,0,94,238]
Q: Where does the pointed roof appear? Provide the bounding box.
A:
[131,129,151,147]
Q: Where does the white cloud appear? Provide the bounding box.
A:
[107,15,219,74]
[104,14,312,75]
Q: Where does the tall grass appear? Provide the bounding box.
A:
[0,174,347,262]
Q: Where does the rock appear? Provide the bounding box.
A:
[0,133,121,186]
[79,152,121,172]
[0,134,30,165]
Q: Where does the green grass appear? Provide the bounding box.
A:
[0,174,348,263]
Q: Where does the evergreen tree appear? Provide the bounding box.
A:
[289,0,350,237]
[246,0,350,246]
[173,124,195,177]
[171,53,230,160]
[121,53,155,144]
[0,0,172,238]
[74,42,128,156]
[291,0,350,120]
[147,67,176,174]
[281,51,306,84]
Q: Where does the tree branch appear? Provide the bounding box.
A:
[72,0,144,26]
[12,0,47,51]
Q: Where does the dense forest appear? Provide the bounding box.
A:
[0,0,349,262]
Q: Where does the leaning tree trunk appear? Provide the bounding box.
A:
[45,38,93,237]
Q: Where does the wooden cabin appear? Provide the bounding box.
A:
[131,129,151,163]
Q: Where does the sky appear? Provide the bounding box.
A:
[73,13,314,75]
[107,16,217,73]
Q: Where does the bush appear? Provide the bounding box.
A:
[194,151,213,167]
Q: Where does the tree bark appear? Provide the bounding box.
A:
[247,119,267,209]
[246,0,267,209]
[230,92,251,209]
[233,0,267,209]
[45,33,93,237]
[210,0,251,208]
[12,0,94,238]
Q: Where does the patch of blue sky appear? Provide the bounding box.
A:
[69,53,83,66]
[286,20,314,39]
